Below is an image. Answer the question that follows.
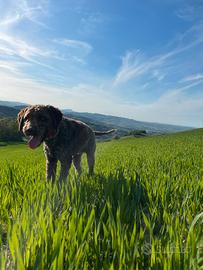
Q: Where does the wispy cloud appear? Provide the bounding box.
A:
[0,60,27,75]
[0,0,91,84]
[113,50,169,86]
[176,2,203,21]
[0,13,21,27]
[113,24,203,86]
[113,50,145,85]
[53,38,93,56]
[0,0,51,64]
[0,32,61,73]
[158,80,203,101]
[0,33,51,59]
[0,35,94,88]
[181,73,203,83]
[0,0,49,29]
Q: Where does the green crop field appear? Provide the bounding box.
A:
[0,129,203,269]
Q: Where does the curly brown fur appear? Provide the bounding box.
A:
[18,105,115,182]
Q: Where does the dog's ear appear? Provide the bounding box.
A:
[46,105,63,131]
[17,107,28,132]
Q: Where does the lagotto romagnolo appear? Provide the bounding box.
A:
[17,105,115,182]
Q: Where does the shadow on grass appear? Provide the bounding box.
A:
[77,169,150,227]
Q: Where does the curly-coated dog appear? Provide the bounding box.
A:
[17,105,115,182]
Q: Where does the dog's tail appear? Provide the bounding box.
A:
[94,129,116,136]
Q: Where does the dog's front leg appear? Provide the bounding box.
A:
[59,157,72,182]
[46,157,57,182]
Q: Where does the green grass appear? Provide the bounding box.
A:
[0,129,203,269]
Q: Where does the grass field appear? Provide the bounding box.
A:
[0,129,203,269]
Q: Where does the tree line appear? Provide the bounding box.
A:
[0,118,22,142]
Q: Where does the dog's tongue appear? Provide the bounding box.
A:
[28,136,41,149]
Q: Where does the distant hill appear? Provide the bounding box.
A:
[0,100,28,108]
[0,100,193,135]
[0,106,19,118]
[63,111,193,134]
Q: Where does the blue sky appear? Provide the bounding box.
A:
[0,0,203,127]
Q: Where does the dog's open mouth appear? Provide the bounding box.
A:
[28,135,42,149]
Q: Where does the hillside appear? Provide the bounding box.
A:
[0,105,19,118]
[0,100,193,135]
[64,110,192,134]
[0,101,28,108]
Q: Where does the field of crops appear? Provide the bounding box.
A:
[0,129,203,269]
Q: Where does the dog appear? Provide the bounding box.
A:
[17,105,115,182]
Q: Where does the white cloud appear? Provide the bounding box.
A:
[113,50,156,85]
[0,60,25,75]
[0,0,49,29]
[0,32,56,60]
[0,1,92,83]
[53,38,93,56]
[113,50,167,86]
[0,13,21,27]
[181,73,203,83]
[113,24,203,86]
[0,32,63,74]
[176,3,203,21]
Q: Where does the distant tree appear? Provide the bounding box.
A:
[128,130,147,137]
[0,118,22,142]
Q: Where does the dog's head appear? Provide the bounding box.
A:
[17,105,62,149]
